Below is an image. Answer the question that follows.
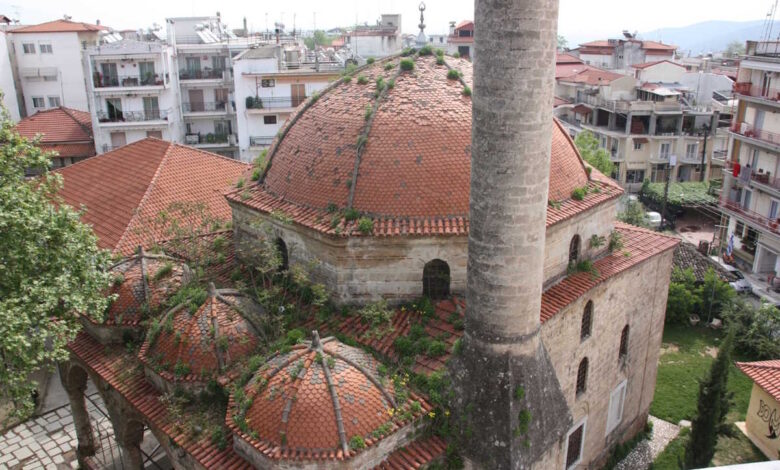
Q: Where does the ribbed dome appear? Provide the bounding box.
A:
[258,54,588,220]
[138,286,261,386]
[229,333,427,462]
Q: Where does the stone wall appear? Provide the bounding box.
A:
[743,383,780,460]
[540,248,673,468]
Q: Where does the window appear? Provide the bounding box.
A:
[569,235,580,264]
[275,238,289,271]
[32,97,45,109]
[771,200,779,220]
[106,98,123,121]
[576,358,588,396]
[651,164,668,183]
[625,169,645,184]
[139,61,156,84]
[660,142,671,159]
[735,221,745,238]
[22,43,35,54]
[606,381,627,434]
[686,143,698,160]
[142,97,159,119]
[581,301,593,341]
[264,115,278,125]
[565,421,586,469]
[619,325,629,359]
[742,189,752,210]
[261,79,275,88]
[611,162,620,181]
[39,43,53,54]
[423,259,451,299]
[43,75,57,82]
[47,96,61,107]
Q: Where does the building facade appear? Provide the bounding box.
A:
[233,45,341,162]
[446,20,474,59]
[573,36,677,72]
[338,14,402,59]
[8,19,104,115]
[720,40,780,277]
[0,30,20,120]
[83,40,182,152]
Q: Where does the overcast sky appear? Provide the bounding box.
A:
[0,0,773,45]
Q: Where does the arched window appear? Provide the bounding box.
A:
[569,235,581,264]
[580,301,593,341]
[423,259,451,299]
[576,358,588,396]
[619,325,629,360]
[275,238,289,272]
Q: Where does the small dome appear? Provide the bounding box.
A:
[255,55,587,222]
[229,332,427,462]
[103,249,187,326]
[138,284,262,389]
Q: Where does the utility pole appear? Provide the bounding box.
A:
[660,155,677,230]
[700,123,710,181]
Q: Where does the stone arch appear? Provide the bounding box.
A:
[423,259,451,299]
[619,325,630,359]
[275,237,289,272]
[569,234,581,264]
[576,357,588,396]
[580,300,593,341]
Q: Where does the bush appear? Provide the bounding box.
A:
[618,198,648,227]
[400,59,415,71]
[722,299,780,359]
[357,75,368,85]
[251,168,261,181]
[427,340,447,357]
[436,56,445,65]
[453,52,460,58]
[366,57,375,64]
[357,217,373,234]
[571,187,587,201]
[349,435,366,449]
[358,299,394,327]
[462,86,471,97]
[447,69,461,80]
[401,47,415,57]
[418,45,433,56]
[384,62,395,70]
[344,208,360,221]
[343,74,352,83]
[435,48,445,57]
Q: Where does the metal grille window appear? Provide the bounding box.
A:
[566,423,584,468]
[39,43,53,54]
[261,79,275,87]
[619,325,629,359]
[581,301,593,341]
[576,358,588,396]
[264,115,277,125]
[32,97,45,108]
[47,96,60,107]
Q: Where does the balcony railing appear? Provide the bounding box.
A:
[101,145,123,152]
[649,153,670,163]
[246,96,306,110]
[97,109,169,123]
[711,150,728,164]
[721,197,780,237]
[184,133,232,145]
[182,101,228,113]
[734,82,780,102]
[731,122,780,147]
[93,72,164,88]
[250,136,274,147]
[179,69,225,80]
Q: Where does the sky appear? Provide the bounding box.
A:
[0,0,773,45]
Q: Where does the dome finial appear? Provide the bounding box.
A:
[416,2,427,47]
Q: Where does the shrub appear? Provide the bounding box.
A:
[366,57,375,64]
[462,86,471,97]
[387,79,395,89]
[344,208,360,221]
[153,262,173,281]
[173,361,191,378]
[400,59,415,71]
[435,48,445,57]
[589,234,605,249]
[426,340,447,357]
[286,328,305,345]
[358,299,394,327]
[343,74,352,83]
[357,217,373,234]
[364,105,373,121]
[236,178,245,189]
[349,435,366,450]
[723,299,780,359]
[568,259,599,278]
[608,230,623,252]
[418,45,433,56]
[571,187,587,201]
[357,75,368,85]
[401,47,415,57]
[436,56,445,65]
[384,62,395,70]
[447,69,461,80]
[251,168,261,181]
[453,52,460,58]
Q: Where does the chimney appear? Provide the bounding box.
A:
[450,0,572,467]
[449,21,455,36]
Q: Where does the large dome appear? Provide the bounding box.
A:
[254,54,588,222]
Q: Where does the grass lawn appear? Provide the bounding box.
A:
[650,324,766,467]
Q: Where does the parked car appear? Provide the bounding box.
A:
[645,211,662,229]
[722,265,753,293]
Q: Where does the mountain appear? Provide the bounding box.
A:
[639,20,780,55]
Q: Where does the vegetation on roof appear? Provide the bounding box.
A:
[641,180,718,208]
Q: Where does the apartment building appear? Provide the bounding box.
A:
[447,20,474,59]
[572,34,676,72]
[8,19,104,115]
[84,40,182,153]
[555,58,730,192]
[0,29,20,120]
[233,45,341,162]
[720,40,780,276]
[337,14,402,58]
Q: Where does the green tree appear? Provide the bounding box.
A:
[698,268,734,322]
[724,40,745,58]
[684,330,734,468]
[0,102,113,419]
[723,299,780,359]
[557,35,568,51]
[574,130,614,177]
[617,198,648,227]
[304,30,332,50]
[666,268,700,324]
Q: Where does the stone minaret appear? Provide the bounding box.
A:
[450,0,572,468]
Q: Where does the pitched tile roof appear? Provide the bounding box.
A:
[737,360,780,402]
[560,67,628,86]
[11,19,106,33]
[55,138,248,255]
[229,336,430,461]
[372,435,447,469]
[632,59,684,70]
[641,40,677,51]
[556,52,583,64]
[227,55,600,237]
[16,107,95,159]
[673,242,737,283]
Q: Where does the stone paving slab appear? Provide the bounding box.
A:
[615,416,681,470]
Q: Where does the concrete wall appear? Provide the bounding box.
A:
[0,31,20,121]
[540,248,674,468]
[580,53,613,69]
[743,383,780,460]
[636,62,685,83]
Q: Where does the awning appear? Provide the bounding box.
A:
[633,137,649,144]
[573,104,592,115]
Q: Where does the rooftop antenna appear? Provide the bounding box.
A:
[762,0,778,42]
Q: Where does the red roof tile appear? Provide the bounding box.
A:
[228,55,596,237]
[632,59,684,70]
[11,19,106,33]
[372,435,448,469]
[55,138,248,255]
[737,360,780,402]
[557,53,583,65]
[560,67,628,86]
[16,107,93,140]
[641,40,677,51]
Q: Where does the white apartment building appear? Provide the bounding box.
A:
[720,40,780,277]
[233,45,341,162]
[573,35,677,72]
[83,40,182,152]
[338,14,402,58]
[0,30,20,120]
[446,20,474,59]
[555,59,730,192]
[8,19,104,115]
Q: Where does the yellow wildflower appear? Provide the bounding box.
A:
[428,411,436,418]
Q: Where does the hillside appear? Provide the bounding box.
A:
[640,20,779,55]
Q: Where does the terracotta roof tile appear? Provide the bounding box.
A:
[641,40,677,51]
[11,19,106,33]
[56,138,248,254]
[632,59,684,70]
[16,107,93,151]
[737,361,780,402]
[560,67,628,86]
[372,435,448,469]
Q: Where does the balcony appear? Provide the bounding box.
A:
[250,136,274,147]
[711,150,728,165]
[245,96,305,112]
[182,101,229,114]
[184,133,236,147]
[720,197,780,239]
[680,152,703,164]
[649,153,670,163]
[733,82,780,103]
[731,122,780,150]
[93,72,165,89]
[179,69,226,81]
[97,109,170,124]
